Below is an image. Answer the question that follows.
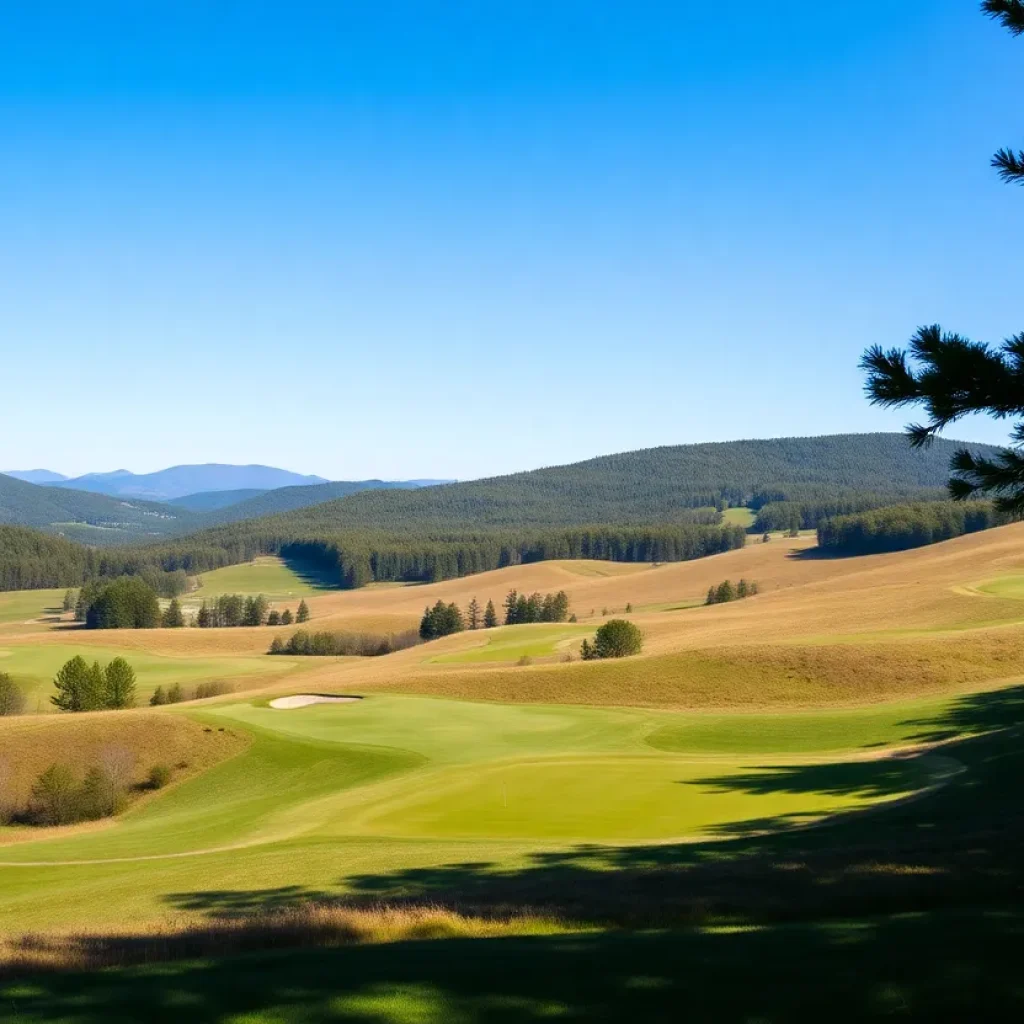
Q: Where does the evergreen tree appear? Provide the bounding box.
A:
[0,673,26,716]
[103,658,137,709]
[196,602,213,628]
[269,636,285,654]
[281,608,294,626]
[267,609,281,626]
[167,682,185,704]
[483,599,498,628]
[62,589,76,612]
[296,599,310,623]
[52,656,104,712]
[150,685,168,706]
[714,580,735,604]
[162,598,185,628]
[705,586,717,606]
[736,579,749,599]
[467,597,481,630]
[503,590,519,625]
[862,3,1024,509]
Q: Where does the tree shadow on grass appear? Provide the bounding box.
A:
[164,885,337,918]
[900,684,1024,742]
[4,911,1023,1023]
[280,556,343,591]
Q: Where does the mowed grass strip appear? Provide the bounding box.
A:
[429,624,594,664]
[0,588,66,625]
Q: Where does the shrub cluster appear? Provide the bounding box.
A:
[150,679,234,705]
[51,656,137,712]
[580,619,643,660]
[705,579,759,605]
[420,601,465,640]
[10,749,171,827]
[270,629,421,657]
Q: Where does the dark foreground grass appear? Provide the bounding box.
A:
[3,910,1022,1023]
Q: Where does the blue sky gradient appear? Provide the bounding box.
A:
[1,2,1020,479]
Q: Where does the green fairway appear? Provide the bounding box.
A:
[722,506,756,528]
[0,687,995,932]
[976,574,1024,600]
[429,623,594,663]
[0,643,298,710]
[191,556,334,601]
[0,588,66,624]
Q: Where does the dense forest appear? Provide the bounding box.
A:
[816,501,1000,555]
[751,488,948,533]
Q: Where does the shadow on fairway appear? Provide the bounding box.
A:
[4,911,1023,1023]
[900,683,1024,742]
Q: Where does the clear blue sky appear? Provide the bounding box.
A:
[1,1,1020,480]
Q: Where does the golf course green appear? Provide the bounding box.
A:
[0,690,971,931]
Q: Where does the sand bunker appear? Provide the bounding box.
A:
[269,694,363,710]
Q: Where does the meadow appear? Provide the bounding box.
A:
[2,526,1024,1019]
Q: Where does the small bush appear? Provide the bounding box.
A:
[0,673,26,716]
[30,764,81,826]
[194,680,234,700]
[517,655,533,667]
[581,619,643,660]
[148,764,172,790]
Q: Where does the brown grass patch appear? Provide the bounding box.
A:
[0,710,247,823]
[0,904,564,975]
[372,627,1024,709]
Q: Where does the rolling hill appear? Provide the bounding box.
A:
[205,433,999,534]
[2,469,68,484]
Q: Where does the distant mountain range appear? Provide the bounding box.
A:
[0,465,455,545]
[4,464,330,502]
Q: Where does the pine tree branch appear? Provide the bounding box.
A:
[982,0,1024,35]
[860,326,1024,446]
[949,441,1024,514]
[993,147,1024,185]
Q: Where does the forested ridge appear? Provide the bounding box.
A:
[0,434,1002,592]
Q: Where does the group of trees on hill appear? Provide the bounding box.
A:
[503,589,570,625]
[51,656,137,712]
[269,629,420,657]
[196,594,308,628]
[817,501,1000,556]
[78,577,161,630]
[420,589,572,641]
[150,680,233,705]
[705,579,760,605]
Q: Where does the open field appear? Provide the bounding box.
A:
[721,506,755,528]
[0,588,66,626]
[189,556,333,602]
[2,526,1024,1019]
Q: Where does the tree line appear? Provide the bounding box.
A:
[817,501,1000,555]
[51,655,138,711]
[269,629,421,657]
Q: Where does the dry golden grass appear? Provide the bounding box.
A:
[0,904,564,974]
[0,710,247,815]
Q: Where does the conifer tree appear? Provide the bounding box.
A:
[103,658,137,709]
[267,609,281,626]
[483,599,498,628]
[467,598,481,630]
[280,608,294,626]
[296,599,310,624]
[862,2,1024,509]
[52,655,103,712]
[162,598,185,628]
[150,685,168,707]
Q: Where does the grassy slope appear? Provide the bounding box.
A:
[0,643,301,711]
[189,556,332,601]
